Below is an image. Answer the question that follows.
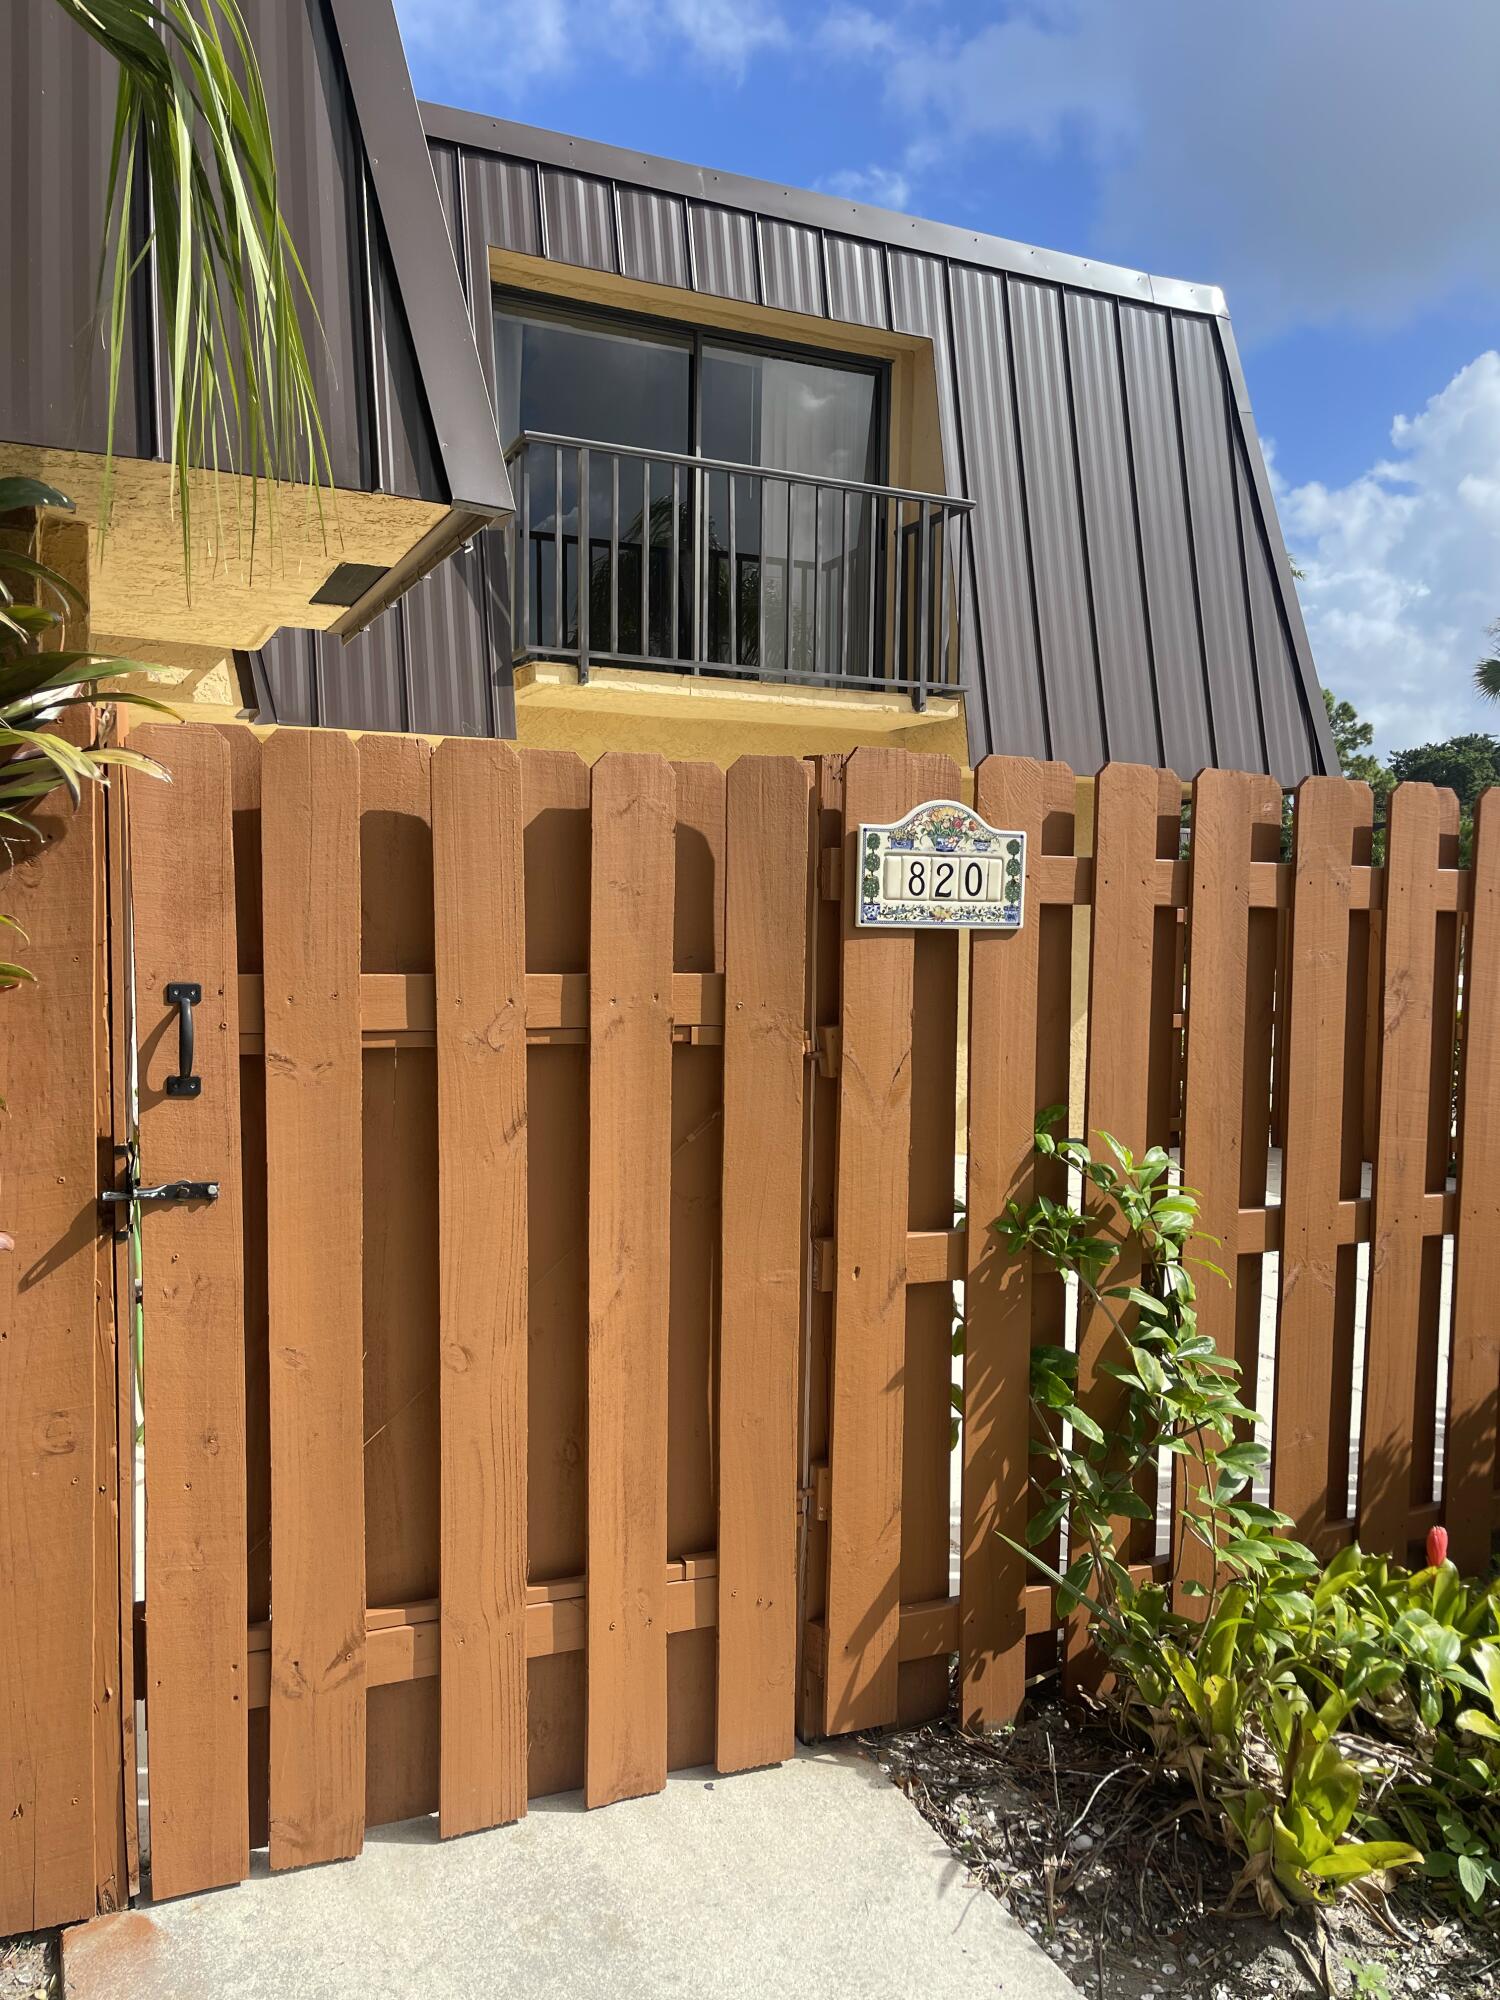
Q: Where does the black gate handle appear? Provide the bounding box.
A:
[164,981,201,1098]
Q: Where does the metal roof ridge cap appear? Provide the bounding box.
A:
[330,0,512,516]
[418,101,1228,318]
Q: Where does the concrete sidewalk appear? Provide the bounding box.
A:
[66,1747,1077,2000]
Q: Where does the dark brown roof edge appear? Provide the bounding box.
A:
[328,0,511,518]
[418,101,1228,320]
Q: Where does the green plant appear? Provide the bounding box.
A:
[995,1115,1424,1914]
[51,0,331,577]
[1,478,171,985]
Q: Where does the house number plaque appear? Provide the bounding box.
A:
[856,800,1026,931]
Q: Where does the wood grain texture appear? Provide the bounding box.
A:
[130,725,249,1899]
[586,754,675,1807]
[433,739,529,1836]
[262,729,366,1869]
[961,757,1073,1725]
[1272,780,1371,1545]
[1070,762,1172,1689]
[520,751,591,1799]
[0,744,102,1933]
[356,736,439,1823]
[1175,771,1282,1598]
[823,746,955,1735]
[716,758,811,1773]
[1360,784,1457,1557]
[1447,789,1500,1573]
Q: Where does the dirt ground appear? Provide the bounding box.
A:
[867,1691,1500,2000]
[0,1935,57,2000]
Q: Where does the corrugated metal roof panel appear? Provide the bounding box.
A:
[688,203,759,303]
[1172,315,1265,776]
[428,139,464,290]
[1062,289,1161,767]
[403,536,493,736]
[618,185,691,289]
[887,251,962,492]
[540,167,618,273]
[824,234,889,329]
[1,8,152,458]
[760,220,824,317]
[946,263,1048,759]
[252,628,319,726]
[368,198,445,502]
[1117,304,1215,778]
[1236,435,1309,788]
[318,607,409,732]
[1007,279,1104,771]
[466,151,541,259]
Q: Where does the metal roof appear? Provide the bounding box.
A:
[257,101,1330,780]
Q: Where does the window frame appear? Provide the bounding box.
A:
[491,284,890,484]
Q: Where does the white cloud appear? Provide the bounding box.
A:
[394,0,786,96]
[1276,353,1500,755]
[818,164,914,212]
[840,0,1500,340]
[395,0,570,90]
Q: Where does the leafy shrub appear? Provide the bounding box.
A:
[994,1114,1500,1917]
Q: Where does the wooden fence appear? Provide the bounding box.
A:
[3,727,1498,1926]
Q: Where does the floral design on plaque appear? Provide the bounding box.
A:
[857,800,1025,930]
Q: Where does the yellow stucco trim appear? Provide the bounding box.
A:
[0,443,447,652]
[511,661,968,767]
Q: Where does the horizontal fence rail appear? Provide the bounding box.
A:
[501,432,972,704]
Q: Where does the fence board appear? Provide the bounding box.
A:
[1069,762,1173,1686]
[1176,771,1282,1597]
[130,726,249,1900]
[521,750,591,1801]
[717,758,811,1773]
[433,739,529,1836]
[1271,781,1370,1545]
[1448,790,1500,1572]
[262,730,366,1868]
[586,754,675,1807]
[1360,785,1457,1556]
[962,757,1072,1725]
[0,746,102,1933]
[667,762,724,1769]
[823,746,953,1734]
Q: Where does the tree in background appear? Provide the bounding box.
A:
[1475,618,1500,704]
[1322,686,1499,866]
[1323,687,1393,801]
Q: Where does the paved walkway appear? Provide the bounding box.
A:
[65,1748,1077,2000]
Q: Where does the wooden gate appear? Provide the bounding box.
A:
[123,724,812,1898]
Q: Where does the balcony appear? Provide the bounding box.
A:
[501,434,973,708]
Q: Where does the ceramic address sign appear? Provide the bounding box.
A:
[857,800,1026,930]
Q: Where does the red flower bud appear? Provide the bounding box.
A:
[1427,1524,1450,1569]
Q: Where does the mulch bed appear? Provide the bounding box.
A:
[864,1688,1500,2000]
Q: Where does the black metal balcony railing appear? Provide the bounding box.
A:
[501,433,973,706]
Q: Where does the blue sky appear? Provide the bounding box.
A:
[396,0,1500,756]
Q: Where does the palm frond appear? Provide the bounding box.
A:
[51,0,332,586]
[1475,656,1500,703]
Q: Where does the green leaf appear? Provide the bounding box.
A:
[1307,1841,1422,1882]
[1457,1852,1487,1903]
[1063,1404,1105,1445]
[0,477,74,514]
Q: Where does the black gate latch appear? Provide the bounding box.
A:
[100,1144,218,1240]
